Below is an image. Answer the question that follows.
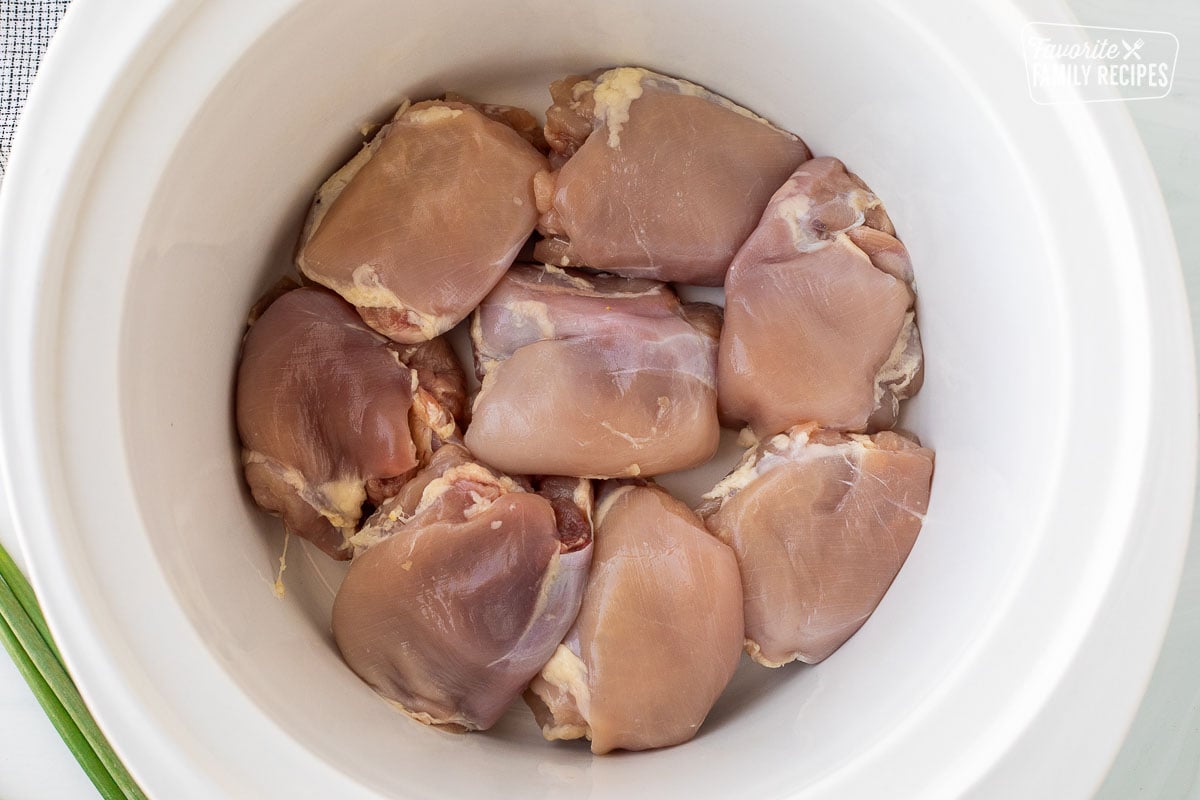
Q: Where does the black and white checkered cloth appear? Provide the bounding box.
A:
[1,0,71,180]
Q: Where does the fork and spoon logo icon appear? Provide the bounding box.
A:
[1122,38,1145,60]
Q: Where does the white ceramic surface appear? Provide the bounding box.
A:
[0,0,1194,798]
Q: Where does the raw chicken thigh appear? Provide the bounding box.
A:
[698,424,934,666]
[465,265,722,477]
[526,482,743,753]
[332,444,593,730]
[719,157,924,437]
[235,68,940,758]
[297,98,547,343]
[236,287,465,560]
[535,67,811,285]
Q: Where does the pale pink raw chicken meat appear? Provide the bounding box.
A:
[534,67,811,285]
[332,444,593,730]
[235,286,464,560]
[718,157,924,437]
[698,423,934,666]
[525,482,743,753]
[297,98,547,342]
[464,265,722,478]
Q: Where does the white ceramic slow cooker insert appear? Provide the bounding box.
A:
[0,0,1194,797]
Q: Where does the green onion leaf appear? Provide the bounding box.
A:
[0,541,147,799]
[0,542,61,663]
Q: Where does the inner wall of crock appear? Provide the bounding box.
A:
[119,0,1063,796]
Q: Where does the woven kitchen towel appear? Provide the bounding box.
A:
[1,0,71,181]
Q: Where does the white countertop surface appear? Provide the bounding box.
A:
[0,0,1197,797]
[1081,0,1200,795]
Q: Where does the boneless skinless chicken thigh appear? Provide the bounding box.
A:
[234,68,938,755]
[465,265,722,477]
[235,287,465,560]
[526,482,743,753]
[719,157,924,437]
[699,424,934,666]
[534,67,811,285]
[297,99,547,342]
[333,444,593,730]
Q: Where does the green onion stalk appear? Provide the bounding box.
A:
[0,542,147,799]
